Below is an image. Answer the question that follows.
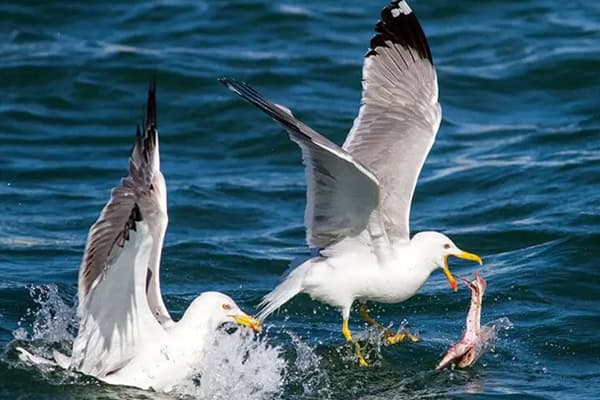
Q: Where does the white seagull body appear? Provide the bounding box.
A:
[221,0,481,364]
[18,86,261,391]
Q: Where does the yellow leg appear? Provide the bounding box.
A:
[342,319,368,367]
[359,303,388,331]
[359,304,419,345]
[342,318,352,342]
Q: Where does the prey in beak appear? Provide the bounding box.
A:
[442,250,483,292]
[436,272,492,370]
[231,314,262,333]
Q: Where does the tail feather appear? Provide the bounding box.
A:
[53,350,71,369]
[15,346,73,370]
[16,347,56,366]
[257,263,309,321]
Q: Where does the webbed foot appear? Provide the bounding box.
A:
[360,303,420,346]
[343,318,369,366]
[384,330,420,345]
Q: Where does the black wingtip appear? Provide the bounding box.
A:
[218,77,256,101]
[366,0,433,64]
[217,77,229,88]
[145,80,157,130]
[218,78,309,139]
[218,77,239,91]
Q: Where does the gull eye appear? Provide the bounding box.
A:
[222,304,232,311]
[443,243,451,249]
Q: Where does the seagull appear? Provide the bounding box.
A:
[18,84,261,391]
[220,0,481,366]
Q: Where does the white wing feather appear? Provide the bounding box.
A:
[343,0,441,242]
[73,86,170,377]
[220,78,388,251]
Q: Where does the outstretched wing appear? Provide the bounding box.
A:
[73,85,170,377]
[343,0,441,242]
[220,78,388,251]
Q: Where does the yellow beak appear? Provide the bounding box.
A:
[232,314,262,333]
[443,251,483,292]
[455,250,483,266]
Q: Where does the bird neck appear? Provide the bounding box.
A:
[398,238,440,275]
[383,238,440,292]
[383,241,438,291]
[170,307,215,342]
[164,318,214,369]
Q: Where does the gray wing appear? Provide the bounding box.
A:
[78,85,170,326]
[342,0,442,242]
[73,85,170,376]
[220,78,388,250]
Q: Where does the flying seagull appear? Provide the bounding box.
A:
[220,0,481,366]
[19,85,261,391]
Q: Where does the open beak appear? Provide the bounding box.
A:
[455,250,483,266]
[443,251,483,292]
[232,314,262,333]
[441,258,458,292]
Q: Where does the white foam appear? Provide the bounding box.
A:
[278,4,312,16]
[10,285,80,384]
[12,284,77,347]
[173,328,285,399]
[12,285,292,398]
[473,317,514,364]
[284,332,330,397]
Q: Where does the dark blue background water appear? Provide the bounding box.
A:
[1,1,599,398]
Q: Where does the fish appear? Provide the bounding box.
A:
[436,272,495,370]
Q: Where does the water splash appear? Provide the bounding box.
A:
[483,317,513,359]
[9,285,293,399]
[283,332,330,398]
[339,319,418,367]
[12,284,77,356]
[174,327,333,399]
[8,285,81,385]
[174,328,285,400]
[459,317,513,370]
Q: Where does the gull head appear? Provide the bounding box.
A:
[185,291,262,333]
[412,231,482,292]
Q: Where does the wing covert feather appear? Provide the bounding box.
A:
[343,0,441,241]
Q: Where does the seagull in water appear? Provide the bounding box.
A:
[19,85,261,391]
[220,0,482,366]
